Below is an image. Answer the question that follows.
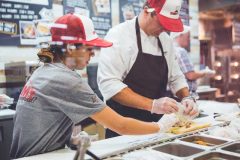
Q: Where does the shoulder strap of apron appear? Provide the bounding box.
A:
[136,17,166,56]
[157,36,165,55]
[135,17,143,53]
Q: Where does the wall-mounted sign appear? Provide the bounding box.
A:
[0,0,52,46]
[119,0,144,23]
[63,0,112,38]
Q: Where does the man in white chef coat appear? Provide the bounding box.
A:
[98,0,199,138]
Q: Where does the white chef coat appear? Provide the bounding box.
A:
[97,17,188,101]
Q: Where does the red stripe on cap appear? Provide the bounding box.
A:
[51,13,86,43]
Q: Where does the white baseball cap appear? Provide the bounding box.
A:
[51,13,112,47]
[147,0,183,32]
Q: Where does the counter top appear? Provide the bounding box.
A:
[16,100,239,160]
[16,148,75,160]
[16,133,176,160]
[197,100,240,115]
[196,87,217,93]
[0,109,15,120]
[16,115,223,160]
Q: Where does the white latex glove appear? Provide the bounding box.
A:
[175,102,192,121]
[200,66,216,77]
[0,94,14,108]
[157,113,179,133]
[151,97,178,114]
[181,97,199,119]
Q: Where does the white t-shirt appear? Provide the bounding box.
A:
[11,63,105,158]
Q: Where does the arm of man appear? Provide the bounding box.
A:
[91,106,160,135]
[174,46,205,81]
[113,87,178,114]
[175,87,190,99]
[185,71,205,81]
[112,87,153,111]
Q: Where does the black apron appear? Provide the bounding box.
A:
[106,18,169,138]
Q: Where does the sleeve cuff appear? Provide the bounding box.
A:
[171,81,188,94]
[101,83,128,101]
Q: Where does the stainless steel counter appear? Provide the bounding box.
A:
[0,109,15,120]
[15,101,240,160]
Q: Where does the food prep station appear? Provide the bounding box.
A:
[121,133,240,160]
[17,104,240,160]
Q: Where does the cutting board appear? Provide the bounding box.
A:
[169,122,211,134]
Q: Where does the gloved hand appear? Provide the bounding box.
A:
[157,113,179,133]
[181,97,199,119]
[200,66,216,77]
[151,97,178,114]
[0,94,14,109]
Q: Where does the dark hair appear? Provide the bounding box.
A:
[37,44,67,63]
[37,43,84,63]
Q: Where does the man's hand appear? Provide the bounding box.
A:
[151,97,178,114]
[200,66,216,78]
[181,97,199,118]
[0,94,14,109]
[157,114,179,133]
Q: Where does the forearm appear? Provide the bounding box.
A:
[185,71,205,80]
[112,87,153,111]
[91,106,159,135]
[116,117,160,135]
[175,87,190,100]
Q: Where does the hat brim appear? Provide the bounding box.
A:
[80,38,113,48]
[157,14,183,32]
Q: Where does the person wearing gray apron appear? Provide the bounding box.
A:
[106,18,169,138]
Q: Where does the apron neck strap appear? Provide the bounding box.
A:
[135,17,165,55]
[135,17,143,52]
[157,37,165,55]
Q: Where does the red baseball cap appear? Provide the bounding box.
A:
[147,0,183,32]
[51,13,112,47]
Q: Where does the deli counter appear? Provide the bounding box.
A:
[16,100,240,160]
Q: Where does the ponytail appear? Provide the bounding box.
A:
[37,44,67,63]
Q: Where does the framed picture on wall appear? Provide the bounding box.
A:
[0,0,53,46]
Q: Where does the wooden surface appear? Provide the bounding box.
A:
[170,122,211,134]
